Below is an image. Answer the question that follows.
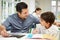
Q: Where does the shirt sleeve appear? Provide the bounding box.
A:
[33,16,40,24]
[2,16,11,31]
[30,14,40,28]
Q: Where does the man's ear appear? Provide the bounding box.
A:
[18,12,21,15]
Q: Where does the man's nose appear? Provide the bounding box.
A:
[26,13,29,16]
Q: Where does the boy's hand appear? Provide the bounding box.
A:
[32,29,38,34]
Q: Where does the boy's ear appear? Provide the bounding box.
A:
[48,22,50,25]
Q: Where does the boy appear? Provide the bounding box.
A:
[33,12,59,37]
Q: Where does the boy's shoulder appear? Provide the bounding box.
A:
[52,25,58,28]
[50,25,59,31]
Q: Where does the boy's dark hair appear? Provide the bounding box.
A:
[35,8,41,12]
[16,2,28,13]
[41,11,55,25]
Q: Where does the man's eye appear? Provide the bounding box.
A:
[24,12,27,14]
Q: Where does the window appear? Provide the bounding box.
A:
[51,0,60,21]
[57,1,60,20]
[1,0,21,22]
[51,1,56,15]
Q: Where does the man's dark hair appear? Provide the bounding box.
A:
[41,11,55,25]
[35,8,41,12]
[16,2,28,13]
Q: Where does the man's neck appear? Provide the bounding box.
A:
[17,14,25,20]
[19,16,25,20]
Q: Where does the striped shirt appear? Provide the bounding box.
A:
[2,13,39,33]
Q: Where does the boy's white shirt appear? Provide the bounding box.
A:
[36,24,59,37]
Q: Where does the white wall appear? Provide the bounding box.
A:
[21,0,51,13]
[21,0,35,14]
[0,0,2,24]
[36,0,51,12]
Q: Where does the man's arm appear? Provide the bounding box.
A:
[0,25,6,31]
[0,25,9,37]
[30,14,40,24]
[0,16,11,37]
[53,22,60,27]
[32,14,40,24]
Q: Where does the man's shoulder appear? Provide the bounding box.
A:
[29,14,37,19]
[29,14,34,17]
[10,13,17,17]
[6,13,17,20]
[9,13,17,18]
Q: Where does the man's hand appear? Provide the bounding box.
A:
[0,25,9,37]
[0,30,9,37]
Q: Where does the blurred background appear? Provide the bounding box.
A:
[0,0,60,24]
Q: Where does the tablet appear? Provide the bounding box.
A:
[9,35,25,38]
[8,33,25,38]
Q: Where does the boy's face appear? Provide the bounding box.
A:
[40,18,50,28]
[40,18,47,26]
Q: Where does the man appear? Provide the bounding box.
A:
[0,2,39,37]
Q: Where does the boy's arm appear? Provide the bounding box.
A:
[32,28,39,34]
[32,24,41,34]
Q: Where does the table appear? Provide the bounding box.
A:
[0,33,58,40]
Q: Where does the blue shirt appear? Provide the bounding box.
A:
[2,13,39,33]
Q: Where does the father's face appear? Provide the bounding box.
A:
[18,8,29,19]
